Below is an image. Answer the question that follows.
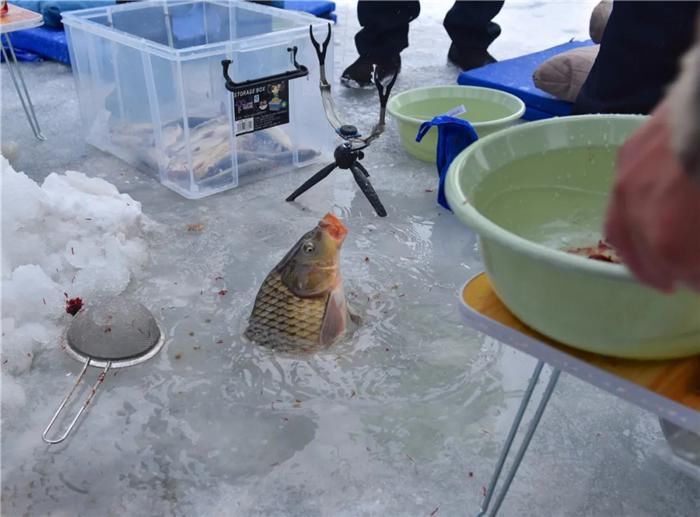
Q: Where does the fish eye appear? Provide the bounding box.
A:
[302,241,315,254]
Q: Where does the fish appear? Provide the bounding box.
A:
[244,213,351,352]
[109,116,319,183]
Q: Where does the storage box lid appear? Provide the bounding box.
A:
[62,0,324,58]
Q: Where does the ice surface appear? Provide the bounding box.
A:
[2,1,699,516]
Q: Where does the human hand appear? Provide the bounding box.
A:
[604,102,700,292]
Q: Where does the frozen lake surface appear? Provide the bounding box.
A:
[2,1,699,515]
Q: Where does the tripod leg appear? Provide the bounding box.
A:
[354,161,370,178]
[286,162,337,202]
[350,164,387,217]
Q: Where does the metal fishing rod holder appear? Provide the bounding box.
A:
[286,24,399,218]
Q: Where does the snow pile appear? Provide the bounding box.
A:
[1,156,150,414]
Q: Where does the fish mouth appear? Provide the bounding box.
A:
[319,213,348,242]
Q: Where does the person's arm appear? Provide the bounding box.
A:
[604,14,700,292]
[668,16,700,182]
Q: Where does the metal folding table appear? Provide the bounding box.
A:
[461,272,700,517]
[1,3,45,140]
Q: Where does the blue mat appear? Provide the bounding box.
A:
[0,44,42,62]
[2,26,70,64]
[457,40,596,120]
[284,1,336,21]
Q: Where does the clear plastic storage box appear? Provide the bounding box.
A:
[63,0,333,199]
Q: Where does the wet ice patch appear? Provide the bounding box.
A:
[1,156,150,416]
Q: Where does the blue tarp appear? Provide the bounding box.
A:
[284,1,335,20]
[2,26,70,64]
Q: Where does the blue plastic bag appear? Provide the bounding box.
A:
[415,115,479,211]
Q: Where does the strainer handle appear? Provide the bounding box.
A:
[42,359,112,445]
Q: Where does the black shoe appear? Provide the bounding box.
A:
[340,56,401,89]
[447,44,496,71]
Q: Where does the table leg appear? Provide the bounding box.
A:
[1,33,46,141]
[476,363,561,517]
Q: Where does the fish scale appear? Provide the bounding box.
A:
[245,270,329,350]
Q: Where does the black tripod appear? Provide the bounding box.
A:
[286,141,386,217]
[286,24,398,218]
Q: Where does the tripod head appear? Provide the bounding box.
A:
[310,23,398,151]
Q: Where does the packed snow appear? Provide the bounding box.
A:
[1,155,151,415]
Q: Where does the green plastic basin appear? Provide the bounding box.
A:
[387,85,525,162]
[445,115,700,360]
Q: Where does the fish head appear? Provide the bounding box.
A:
[278,213,348,297]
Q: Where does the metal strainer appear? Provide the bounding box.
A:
[42,296,164,444]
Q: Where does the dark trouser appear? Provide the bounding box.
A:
[355,1,505,62]
[443,1,505,54]
[573,0,700,115]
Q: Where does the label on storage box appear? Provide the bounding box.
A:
[232,78,290,136]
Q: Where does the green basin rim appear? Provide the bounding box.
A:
[387,85,526,128]
[445,114,649,285]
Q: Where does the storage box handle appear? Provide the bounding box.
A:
[222,46,309,91]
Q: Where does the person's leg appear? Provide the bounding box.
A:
[574,0,700,114]
[342,1,420,88]
[355,0,420,61]
[443,0,505,70]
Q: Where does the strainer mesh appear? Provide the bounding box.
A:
[65,296,161,361]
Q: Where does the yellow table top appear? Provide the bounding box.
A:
[0,3,43,34]
[461,273,700,431]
